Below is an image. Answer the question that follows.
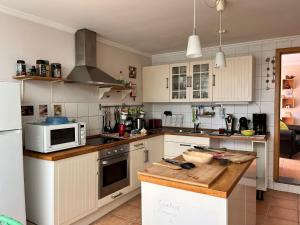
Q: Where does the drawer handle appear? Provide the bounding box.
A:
[180,144,191,147]
[134,143,144,148]
[144,149,149,163]
[111,192,123,199]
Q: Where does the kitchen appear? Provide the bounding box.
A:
[0,1,300,225]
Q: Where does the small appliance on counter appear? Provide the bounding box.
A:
[148,119,162,129]
[238,117,250,133]
[25,117,86,153]
[253,113,267,135]
[225,114,235,135]
[135,117,146,130]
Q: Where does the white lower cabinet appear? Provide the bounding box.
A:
[24,152,99,225]
[164,135,210,158]
[130,136,165,190]
[54,153,98,225]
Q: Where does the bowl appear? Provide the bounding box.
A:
[182,150,213,164]
[241,130,255,136]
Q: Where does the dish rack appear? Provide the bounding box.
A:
[162,114,184,127]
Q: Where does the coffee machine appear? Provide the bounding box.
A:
[238,117,249,132]
[253,114,267,135]
[225,114,235,135]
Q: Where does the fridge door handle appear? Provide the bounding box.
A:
[0,130,21,135]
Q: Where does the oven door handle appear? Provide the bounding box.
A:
[100,153,129,166]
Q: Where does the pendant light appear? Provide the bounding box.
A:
[186,0,202,58]
[215,0,226,68]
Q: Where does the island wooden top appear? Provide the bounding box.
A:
[24,128,267,161]
[138,152,256,199]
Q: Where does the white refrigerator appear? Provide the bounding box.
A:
[0,82,26,224]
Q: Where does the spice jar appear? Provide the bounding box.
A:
[36,60,50,77]
[51,63,61,78]
[16,60,26,76]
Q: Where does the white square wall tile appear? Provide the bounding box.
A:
[65,103,78,117]
[89,116,100,130]
[78,103,89,117]
[234,105,247,114]
[89,103,99,116]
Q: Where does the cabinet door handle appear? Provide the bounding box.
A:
[166,78,169,89]
[180,144,191,147]
[111,192,123,199]
[213,74,216,86]
[144,149,149,163]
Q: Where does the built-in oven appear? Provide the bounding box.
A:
[99,144,130,199]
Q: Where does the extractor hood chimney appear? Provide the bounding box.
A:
[66,29,123,87]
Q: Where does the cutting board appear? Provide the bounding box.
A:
[145,160,227,188]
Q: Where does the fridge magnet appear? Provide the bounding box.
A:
[39,105,48,117]
[53,104,62,116]
[21,105,34,116]
[129,66,137,79]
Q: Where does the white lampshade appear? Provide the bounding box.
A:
[215,50,226,68]
[186,34,202,58]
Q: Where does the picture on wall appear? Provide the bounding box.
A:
[21,105,34,116]
[129,66,137,79]
[39,105,48,117]
[53,104,62,116]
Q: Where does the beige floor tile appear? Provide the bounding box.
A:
[257,201,268,215]
[91,214,130,225]
[271,190,298,201]
[127,195,141,208]
[112,203,141,223]
[268,206,298,222]
[256,214,267,225]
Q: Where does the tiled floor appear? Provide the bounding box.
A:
[92,189,300,225]
[280,153,300,184]
[257,189,300,225]
[91,195,141,225]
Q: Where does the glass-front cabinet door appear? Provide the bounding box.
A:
[170,63,190,102]
[189,60,213,102]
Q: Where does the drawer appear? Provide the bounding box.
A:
[164,135,210,145]
[164,141,195,158]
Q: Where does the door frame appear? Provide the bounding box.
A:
[274,47,300,181]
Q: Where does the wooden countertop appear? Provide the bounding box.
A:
[24,128,268,161]
[23,133,161,161]
[138,151,256,199]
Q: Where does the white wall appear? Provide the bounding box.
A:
[150,35,300,193]
[0,12,151,135]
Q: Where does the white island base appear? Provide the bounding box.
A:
[141,177,256,225]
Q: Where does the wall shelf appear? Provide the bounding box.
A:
[282,98,295,108]
[98,86,132,100]
[13,75,64,82]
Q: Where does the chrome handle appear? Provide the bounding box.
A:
[111,192,123,199]
[134,143,144,148]
[166,78,169,89]
[144,149,149,163]
[189,76,193,87]
[213,74,216,86]
[180,144,191,147]
[102,161,109,165]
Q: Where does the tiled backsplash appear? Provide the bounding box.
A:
[22,102,107,136]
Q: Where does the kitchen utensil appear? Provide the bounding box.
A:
[265,57,270,90]
[241,129,255,136]
[162,158,195,170]
[225,114,235,135]
[135,118,145,130]
[182,150,213,164]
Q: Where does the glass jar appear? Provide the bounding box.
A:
[51,63,61,78]
[16,60,26,76]
[36,60,50,77]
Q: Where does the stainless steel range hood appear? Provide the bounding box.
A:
[66,29,123,87]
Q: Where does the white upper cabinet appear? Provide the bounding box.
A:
[189,60,213,102]
[212,56,254,102]
[170,63,190,102]
[142,65,170,102]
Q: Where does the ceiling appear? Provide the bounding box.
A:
[1,0,300,55]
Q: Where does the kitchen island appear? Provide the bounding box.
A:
[138,152,256,225]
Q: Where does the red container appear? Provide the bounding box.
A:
[118,124,126,136]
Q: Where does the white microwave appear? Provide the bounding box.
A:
[25,122,86,153]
